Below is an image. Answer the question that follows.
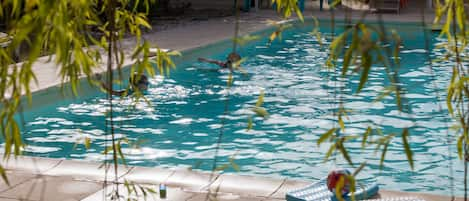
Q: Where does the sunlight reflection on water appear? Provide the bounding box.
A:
[19,23,462,196]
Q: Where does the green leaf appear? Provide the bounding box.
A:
[167,51,182,56]
[0,1,3,17]
[338,139,353,166]
[450,124,462,131]
[247,116,253,131]
[352,162,366,177]
[214,164,229,171]
[394,86,403,111]
[348,174,356,201]
[11,0,19,16]
[317,128,337,146]
[447,87,454,115]
[102,146,113,154]
[330,33,347,55]
[124,180,133,194]
[391,30,401,66]
[456,3,465,31]
[234,34,261,46]
[357,53,371,93]
[132,44,144,59]
[375,86,396,102]
[140,186,148,198]
[132,182,139,197]
[402,128,414,170]
[342,48,353,76]
[324,144,337,162]
[12,121,22,155]
[338,115,345,132]
[81,137,90,149]
[294,6,304,22]
[252,107,269,118]
[0,165,9,186]
[342,29,358,76]
[379,143,389,169]
[146,187,157,194]
[256,91,265,107]
[362,127,371,149]
[331,0,342,7]
[133,0,141,11]
[457,135,464,159]
[335,175,345,201]
[229,157,241,172]
[269,31,280,43]
[135,15,151,29]
[227,73,233,86]
[117,141,127,165]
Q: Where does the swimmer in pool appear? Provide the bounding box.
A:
[98,72,149,96]
[198,52,241,71]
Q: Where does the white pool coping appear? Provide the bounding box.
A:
[0,156,462,201]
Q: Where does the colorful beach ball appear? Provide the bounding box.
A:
[326,169,351,196]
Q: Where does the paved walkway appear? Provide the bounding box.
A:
[0,156,462,201]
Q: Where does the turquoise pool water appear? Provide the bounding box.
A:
[20,21,462,195]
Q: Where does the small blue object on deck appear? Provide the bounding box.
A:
[286,177,379,201]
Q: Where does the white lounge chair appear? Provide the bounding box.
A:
[286,177,379,201]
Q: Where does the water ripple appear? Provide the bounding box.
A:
[20,26,463,196]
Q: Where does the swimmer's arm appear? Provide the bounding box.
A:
[100,82,126,96]
[198,58,226,68]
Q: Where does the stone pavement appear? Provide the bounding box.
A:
[0,156,462,201]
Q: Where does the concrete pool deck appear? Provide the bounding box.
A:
[0,156,462,201]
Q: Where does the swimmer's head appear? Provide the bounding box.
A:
[129,73,149,91]
[225,52,241,69]
[227,52,241,63]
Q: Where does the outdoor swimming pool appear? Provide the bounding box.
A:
[19,20,461,196]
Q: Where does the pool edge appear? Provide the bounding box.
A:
[0,156,461,201]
